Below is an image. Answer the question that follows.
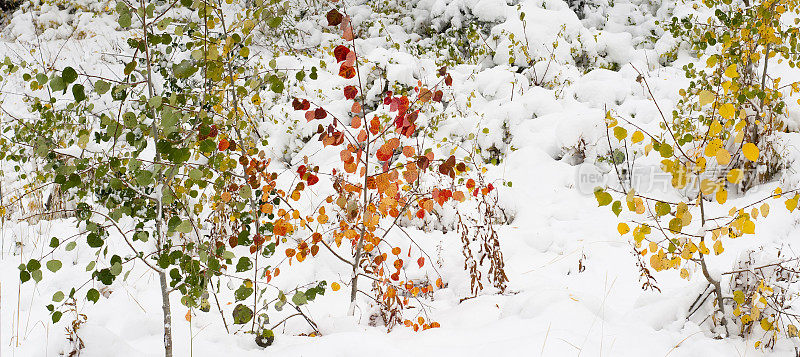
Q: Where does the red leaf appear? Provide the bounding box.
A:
[307,174,319,186]
[218,139,230,151]
[326,9,343,26]
[445,74,453,86]
[339,64,356,79]
[343,85,358,100]
[292,98,303,110]
[305,111,315,122]
[417,257,425,268]
[376,146,392,161]
[334,45,350,62]
[433,90,443,102]
[314,108,327,119]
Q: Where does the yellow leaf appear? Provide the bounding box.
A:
[713,240,724,255]
[709,120,722,136]
[734,130,744,143]
[733,290,745,304]
[680,268,689,279]
[743,220,755,234]
[631,131,644,144]
[706,55,718,68]
[331,282,341,291]
[786,195,798,212]
[761,318,773,331]
[698,90,715,106]
[613,126,627,141]
[716,148,731,165]
[719,103,735,119]
[605,111,617,127]
[743,143,759,162]
[700,179,718,195]
[705,138,722,157]
[716,189,727,204]
[634,197,645,214]
[617,222,630,235]
[727,169,743,184]
[699,241,710,255]
[760,203,769,218]
[725,64,739,78]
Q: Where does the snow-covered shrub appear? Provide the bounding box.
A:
[597,0,800,340]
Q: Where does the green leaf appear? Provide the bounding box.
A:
[173,60,198,79]
[659,143,673,158]
[655,201,671,216]
[234,284,253,301]
[87,288,100,303]
[87,232,103,248]
[20,270,30,283]
[72,84,86,102]
[50,76,66,92]
[176,220,192,234]
[136,170,153,186]
[291,291,307,306]
[62,67,78,83]
[239,184,252,200]
[232,304,253,324]
[52,311,63,323]
[236,257,252,272]
[49,237,59,248]
[110,262,122,276]
[189,168,203,181]
[612,201,622,216]
[94,80,110,94]
[46,260,62,272]
[32,270,42,282]
[668,218,682,232]
[53,291,65,302]
[118,13,132,28]
[27,259,41,272]
[124,61,136,76]
[594,190,613,206]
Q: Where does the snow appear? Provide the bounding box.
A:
[3,0,800,356]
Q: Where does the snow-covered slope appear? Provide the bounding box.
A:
[3,0,800,356]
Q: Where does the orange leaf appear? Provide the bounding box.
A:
[339,64,356,79]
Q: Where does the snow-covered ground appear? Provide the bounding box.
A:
[3,0,800,356]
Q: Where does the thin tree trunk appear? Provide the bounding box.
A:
[698,190,729,336]
[140,0,173,354]
[348,35,369,316]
